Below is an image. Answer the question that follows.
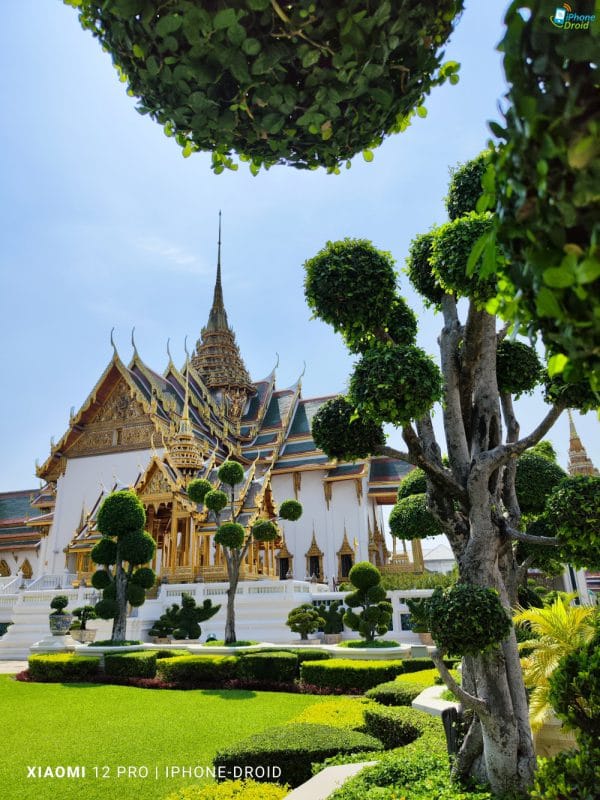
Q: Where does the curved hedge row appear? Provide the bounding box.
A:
[104,651,157,678]
[365,681,424,707]
[300,658,404,691]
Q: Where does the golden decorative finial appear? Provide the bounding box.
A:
[300,361,306,380]
[166,338,173,364]
[274,352,280,371]
[131,327,139,359]
[110,327,118,358]
[184,335,190,361]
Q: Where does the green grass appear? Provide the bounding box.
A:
[0,675,327,800]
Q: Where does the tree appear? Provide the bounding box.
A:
[64,1,463,174]
[314,599,345,635]
[71,605,97,631]
[90,490,156,642]
[304,160,599,795]
[188,461,302,644]
[286,603,325,641]
[343,562,392,643]
[167,593,220,641]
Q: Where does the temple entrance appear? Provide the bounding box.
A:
[278,557,289,579]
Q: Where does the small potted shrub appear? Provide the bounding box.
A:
[49,595,72,636]
[286,603,325,642]
[70,606,98,643]
[315,600,345,644]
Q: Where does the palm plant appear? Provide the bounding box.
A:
[513,593,597,731]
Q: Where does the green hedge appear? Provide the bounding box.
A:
[300,659,404,691]
[365,681,424,707]
[164,779,288,800]
[154,649,190,660]
[363,705,437,749]
[237,652,297,683]
[401,657,457,674]
[28,654,100,682]
[291,649,332,666]
[157,655,238,684]
[104,651,157,678]
[213,724,382,788]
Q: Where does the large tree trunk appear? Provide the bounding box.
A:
[224,552,240,645]
[112,561,128,641]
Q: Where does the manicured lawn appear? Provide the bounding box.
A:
[0,675,327,800]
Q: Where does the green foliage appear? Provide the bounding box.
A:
[543,373,598,412]
[338,639,399,648]
[349,344,443,426]
[446,152,490,221]
[430,212,496,301]
[548,633,600,746]
[215,522,246,549]
[314,600,345,634]
[365,680,424,707]
[49,595,69,614]
[496,340,542,397]
[300,659,404,691]
[130,566,156,589]
[218,460,245,487]
[237,652,298,684]
[96,490,146,539]
[380,570,456,591]
[530,748,600,800]
[90,536,118,566]
[251,518,278,541]
[286,603,325,640]
[515,515,565,578]
[165,780,289,800]
[399,657,457,674]
[204,489,229,513]
[396,667,459,686]
[156,655,238,685]
[397,468,426,500]
[290,649,332,666]
[389,493,442,540]
[126,582,146,607]
[68,2,462,173]
[94,598,119,620]
[27,654,100,682]
[405,231,445,306]
[278,499,303,522]
[530,440,558,462]
[344,562,392,642]
[409,583,512,656]
[149,594,220,640]
[364,704,427,749]
[311,395,385,461]
[104,651,157,679]
[515,451,566,515]
[546,475,600,569]
[213,724,382,788]
[71,605,97,630]
[489,0,600,387]
[290,696,373,731]
[119,530,156,566]
[187,478,212,504]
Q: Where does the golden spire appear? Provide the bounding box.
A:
[567,410,598,476]
[168,358,203,478]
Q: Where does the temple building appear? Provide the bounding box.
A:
[3,226,423,595]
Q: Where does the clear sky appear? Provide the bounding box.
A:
[0,0,597,492]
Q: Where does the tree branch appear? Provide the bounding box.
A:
[401,425,468,504]
[440,295,469,480]
[506,526,560,547]
[486,403,565,469]
[431,650,490,718]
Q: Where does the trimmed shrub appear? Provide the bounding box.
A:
[164,780,289,800]
[187,478,212,504]
[365,681,424,707]
[154,649,190,660]
[300,659,404,691]
[290,697,374,731]
[156,655,238,685]
[213,724,382,788]
[291,649,332,666]
[530,748,600,800]
[104,651,157,679]
[401,657,457,674]
[237,652,297,684]
[278,499,303,522]
[28,654,100,682]
[218,460,245,487]
[339,639,400,649]
[396,668,459,687]
[364,705,435,749]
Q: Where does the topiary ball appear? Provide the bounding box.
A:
[424,583,512,656]
[279,499,303,522]
[50,595,69,612]
[311,396,385,461]
[252,519,278,541]
[204,489,229,514]
[127,583,146,607]
[90,537,118,566]
[214,522,246,549]
[343,297,418,355]
[348,561,381,590]
[389,494,442,540]
[187,478,213,504]
[102,583,116,601]
[405,230,445,307]
[496,340,542,397]
[445,152,490,220]
[95,598,118,620]
[304,239,397,340]
[515,452,567,515]
[217,461,245,487]
[349,345,443,426]
[91,569,112,590]
[397,468,427,500]
[546,476,600,570]
[544,374,599,413]
[131,567,156,589]
[96,490,146,539]
[119,530,156,566]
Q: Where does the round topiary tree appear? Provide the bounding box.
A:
[515,452,567,515]
[545,476,600,570]
[343,562,392,643]
[172,593,220,641]
[286,603,325,642]
[311,396,385,461]
[190,460,303,644]
[396,468,426,500]
[64,1,463,173]
[388,493,442,540]
[90,489,156,642]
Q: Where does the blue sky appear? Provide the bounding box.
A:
[0,0,597,492]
